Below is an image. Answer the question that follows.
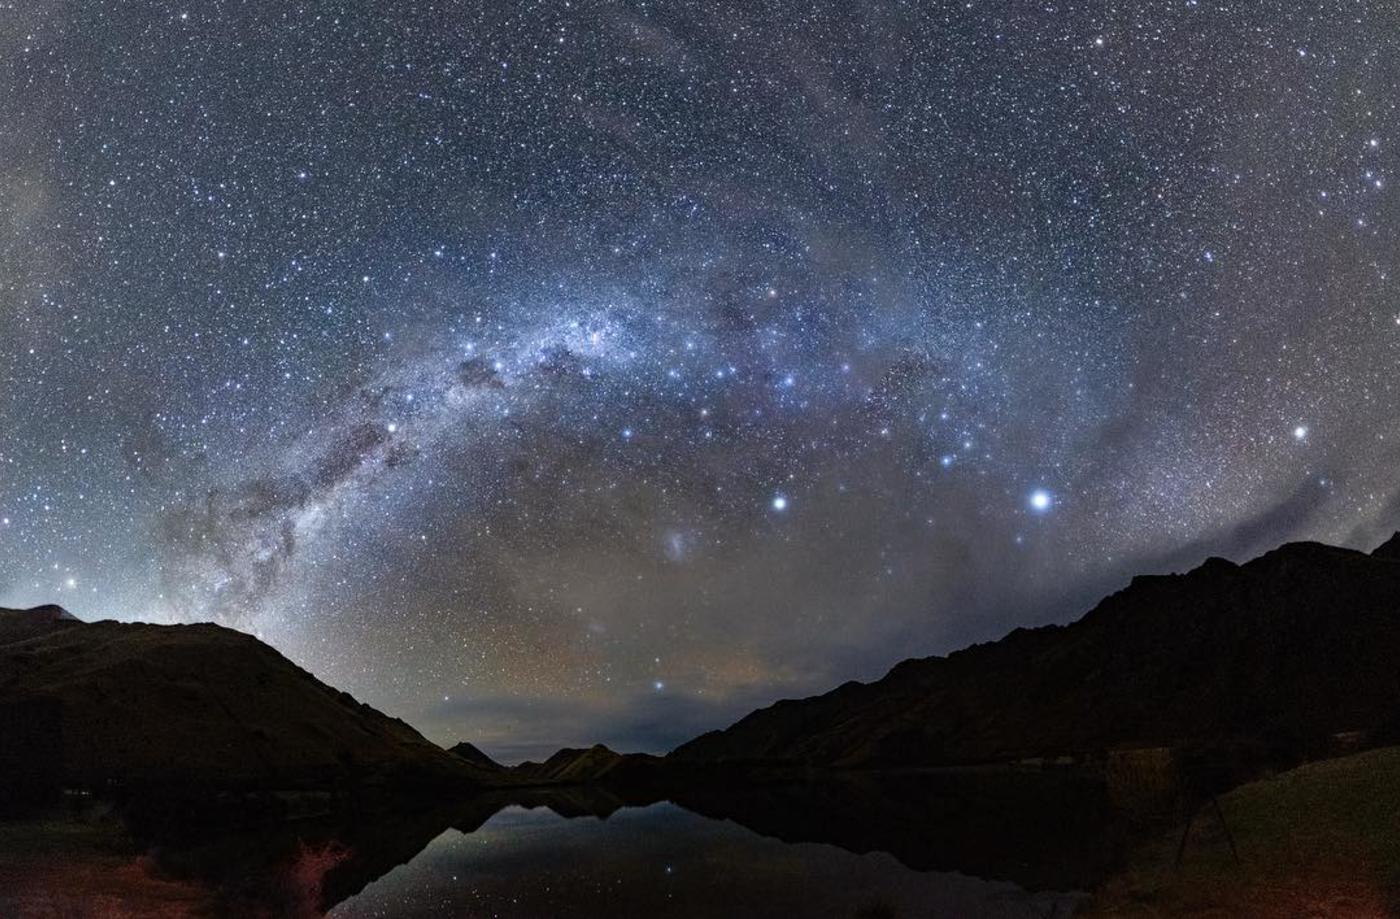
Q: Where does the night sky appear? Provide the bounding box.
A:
[3,2,1399,761]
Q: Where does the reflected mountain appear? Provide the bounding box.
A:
[7,533,1400,914]
[1,771,1125,916]
[665,769,1130,892]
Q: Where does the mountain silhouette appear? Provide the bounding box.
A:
[8,531,1399,814]
[513,744,630,784]
[447,741,504,771]
[670,537,1400,770]
[0,606,498,810]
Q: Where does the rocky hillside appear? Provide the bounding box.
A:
[671,537,1400,769]
[0,607,496,800]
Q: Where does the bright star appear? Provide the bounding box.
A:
[1293,425,1308,441]
[771,495,788,511]
[1029,489,1052,512]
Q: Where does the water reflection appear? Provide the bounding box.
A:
[333,801,1082,919]
[0,772,1121,917]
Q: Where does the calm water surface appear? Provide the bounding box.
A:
[330,801,1082,918]
[1,774,1116,917]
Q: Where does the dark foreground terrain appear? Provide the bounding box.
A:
[1081,745,1400,916]
[3,533,1399,914]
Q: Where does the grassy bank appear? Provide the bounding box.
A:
[0,814,212,916]
[1082,745,1400,916]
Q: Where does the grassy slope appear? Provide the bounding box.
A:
[1082,746,1400,917]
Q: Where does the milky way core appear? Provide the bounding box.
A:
[3,3,1398,759]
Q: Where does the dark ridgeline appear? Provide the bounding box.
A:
[5,534,1400,912]
[669,535,1400,772]
[511,744,632,784]
[6,532,1400,815]
[446,741,505,771]
[0,605,507,818]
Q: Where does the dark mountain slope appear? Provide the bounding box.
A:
[513,744,628,784]
[671,538,1400,768]
[0,607,495,799]
[448,741,504,771]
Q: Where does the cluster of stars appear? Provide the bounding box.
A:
[2,1,1399,759]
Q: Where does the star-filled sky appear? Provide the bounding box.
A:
[3,2,1399,761]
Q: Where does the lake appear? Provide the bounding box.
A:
[1,772,1120,917]
[331,800,1083,918]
